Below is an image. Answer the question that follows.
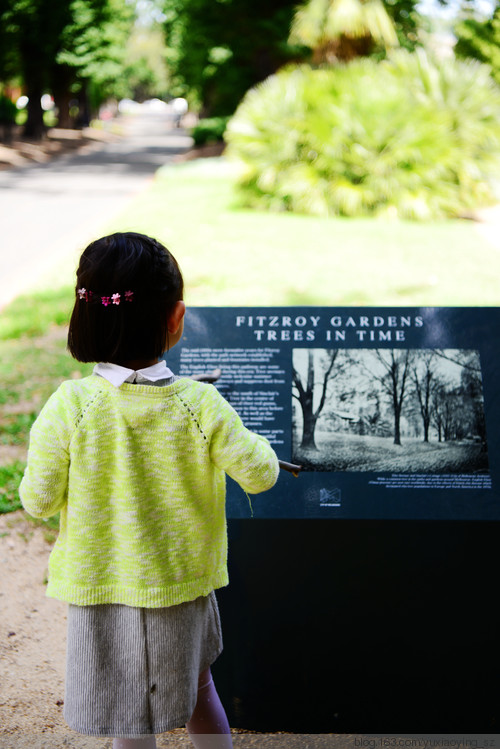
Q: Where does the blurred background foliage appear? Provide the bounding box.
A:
[0,0,499,213]
[225,51,500,219]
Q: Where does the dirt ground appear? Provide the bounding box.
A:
[0,126,121,170]
[0,511,375,749]
[0,512,492,749]
[0,123,224,172]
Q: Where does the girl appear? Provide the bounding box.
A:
[20,232,279,749]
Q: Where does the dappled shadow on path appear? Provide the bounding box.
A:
[0,116,193,195]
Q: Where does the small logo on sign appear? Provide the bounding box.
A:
[319,488,341,507]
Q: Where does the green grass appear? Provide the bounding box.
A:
[0,462,26,513]
[103,158,500,307]
[1,155,500,516]
[0,286,74,340]
[0,321,93,515]
[293,433,488,473]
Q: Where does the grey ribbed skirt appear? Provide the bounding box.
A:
[64,592,223,737]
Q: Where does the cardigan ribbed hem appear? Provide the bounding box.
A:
[65,713,193,737]
[64,718,192,737]
[47,569,229,608]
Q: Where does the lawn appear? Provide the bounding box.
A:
[1,155,499,513]
[293,432,489,473]
[104,158,500,307]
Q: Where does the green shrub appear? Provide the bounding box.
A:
[225,51,500,219]
[191,116,230,146]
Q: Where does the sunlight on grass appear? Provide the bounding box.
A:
[102,158,500,307]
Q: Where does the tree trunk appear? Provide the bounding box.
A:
[393,405,402,446]
[76,85,91,128]
[23,84,45,139]
[54,89,74,129]
[300,412,318,450]
[423,418,430,442]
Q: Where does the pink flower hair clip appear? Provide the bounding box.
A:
[77,288,92,302]
[77,288,134,305]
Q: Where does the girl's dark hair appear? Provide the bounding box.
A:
[68,232,183,363]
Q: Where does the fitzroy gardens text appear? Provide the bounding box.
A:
[235,314,424,343]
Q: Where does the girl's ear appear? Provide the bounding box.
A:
[167,300,186,334]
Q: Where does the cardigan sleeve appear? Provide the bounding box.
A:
[19,386,72,518]
[206,386,280,494]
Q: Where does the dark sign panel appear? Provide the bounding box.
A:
[164,308,500,520]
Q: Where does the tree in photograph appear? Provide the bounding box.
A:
[431,385,445,442]
[412,351,438,442]
[293,349,338,450]
[288,0,398,63]
[370,349,412,445]
[459,356,487,447]
[433,349,482,375]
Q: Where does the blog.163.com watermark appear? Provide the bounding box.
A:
[354,737,499,749]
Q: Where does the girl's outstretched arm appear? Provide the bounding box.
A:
[206,387,279,495]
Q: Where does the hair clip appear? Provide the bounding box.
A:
[77,288,134,305]
[77,288,93,301]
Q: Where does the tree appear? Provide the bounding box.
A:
[429,350,486,444]
[0,0,134,135]
[370,350,412,445]
[288,0,398,63]
[412,351,437,442]
[459,352,487,446]
[163,0,298,116]
[0,0,70,137]
[455,2,500,86]
[54,0,135,126]
[293,349,338,450]
[116,25,169,103]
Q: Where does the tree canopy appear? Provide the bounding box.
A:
[162,0,300,116]
[289,0,399,63]
[0,0,134,135]
[454,1,500,85]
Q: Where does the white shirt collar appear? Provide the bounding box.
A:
[93,361,174,388]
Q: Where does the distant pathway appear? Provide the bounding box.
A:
[0,112,192,309]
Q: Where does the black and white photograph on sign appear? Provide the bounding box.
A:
[292,348,489,473]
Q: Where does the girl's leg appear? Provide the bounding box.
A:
[186,668,233,749]
[113,737,157,749]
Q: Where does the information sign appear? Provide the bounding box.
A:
[164,307,500,521]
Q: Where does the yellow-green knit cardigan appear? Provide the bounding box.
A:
[20,375,279,608]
